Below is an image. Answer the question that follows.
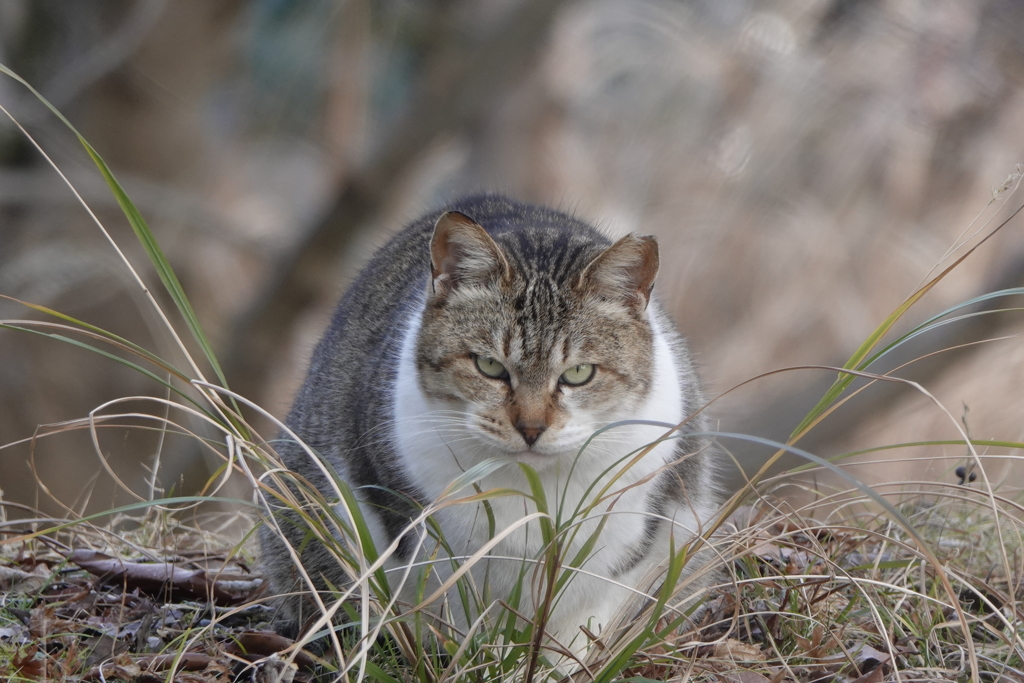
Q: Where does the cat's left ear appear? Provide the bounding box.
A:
[578,234,660,311]
[429,211,510,300]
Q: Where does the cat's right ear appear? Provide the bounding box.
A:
[429,211,510,300]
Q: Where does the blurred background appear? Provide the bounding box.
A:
[2,0,1023,520]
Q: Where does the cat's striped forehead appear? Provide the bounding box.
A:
[499,282,575,376]
[486,232,599,361]
[496,227,606,287]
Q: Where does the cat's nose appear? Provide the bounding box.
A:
[516,422,546,447]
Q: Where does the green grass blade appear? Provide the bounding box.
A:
[0,63,238,409]
[325,466,395,596]
[594,537,689,683]
[791,202,1024,440]
[363,661,402,683]
[0,323,209,415]
[555,515,608,594]
[517,463,553,547]
[859,288,1024,372]
[438,457,510,499]
[792,288,933,438]
[86,151,225,381]
[2,295,194,381]
[2,496,258,544]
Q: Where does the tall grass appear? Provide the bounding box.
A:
[1,63,1023,682]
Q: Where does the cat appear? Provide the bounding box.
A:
[259,194,718,660]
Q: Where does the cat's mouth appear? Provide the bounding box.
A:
[507,449,558,468]
[506,437,582,461]
[510,447,548,457]
[484,433,586,460]
[469,422,580,461]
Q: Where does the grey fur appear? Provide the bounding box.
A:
[259,194,717,638]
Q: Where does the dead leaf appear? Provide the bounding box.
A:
[747,534,785,565]
[894,636,920,655]
[724,672,771,683]
[82,660,142,682]
[225,630,318,671]
[0,564,48,592]
[713,638,766,663]
[11,644,45,680]
[793,624,828,658]
[0,623,28,641]
[28,604,57,639]
[137,652,212,672]
[849,665,886,683]
[84,633,130,667]
[253,654,298,683]
[774,519,827,536]
[65,587,99,614]
[852,642,891,675]
[725,505,763,529]
[68,549,256,605]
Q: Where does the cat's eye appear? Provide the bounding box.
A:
[560,363,595,386]
[475,356,509,379]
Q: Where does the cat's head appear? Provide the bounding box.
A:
[415,210,662,460]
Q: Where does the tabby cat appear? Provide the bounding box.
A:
[259,195,718,656]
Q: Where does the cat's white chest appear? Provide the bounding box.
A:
[385,301,697,636]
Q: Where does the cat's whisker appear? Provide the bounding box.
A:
[351,422,474,451]
[358,417,469,438]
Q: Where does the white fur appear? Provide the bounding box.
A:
[371,302,711,654]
